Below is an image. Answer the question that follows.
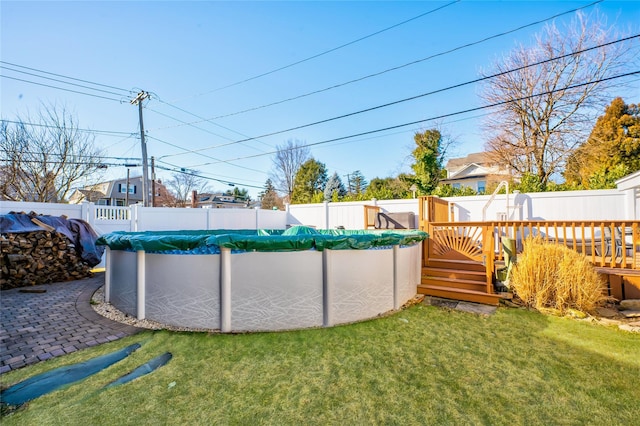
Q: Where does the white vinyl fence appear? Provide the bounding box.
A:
[1,185,638,236]
[0,201,288,235]
[287,199,420,229]
[446,189,634,222]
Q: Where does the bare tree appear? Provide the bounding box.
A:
[164,170,210,207]
[269,139,310,202]
[480,11,635,186]
[1,104,105,202]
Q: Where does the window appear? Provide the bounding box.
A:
[96,199,109,206]
[477,181,486,193]
[119,184,136,194]
[115,199,126,206]
[452,183,461,189]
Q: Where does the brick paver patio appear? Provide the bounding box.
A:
[0,273,141,373]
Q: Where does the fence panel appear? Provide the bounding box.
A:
[287,203,328,229]
[0,201,83,219]
[208,208,254,229]
[134,206,208,231]
[257,209,287,229]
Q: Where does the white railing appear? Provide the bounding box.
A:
[94,206,130,221]
[482,181,509,222]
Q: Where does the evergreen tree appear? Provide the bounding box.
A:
[410,129,444,195]
[364,175,412,200]
[347,170,368,195]
[564,98,640,189]
[290,159,328,204]
[225,186,250,201]
[259,178,283,210]
[324,172,347,201]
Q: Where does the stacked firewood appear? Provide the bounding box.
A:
[0,230,93,290]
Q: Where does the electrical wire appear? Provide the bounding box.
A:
[146,134,268,174]
[0,119,135,136]
[170,1,461,102]
[0,65,128,97]
[158,0,604,129]
[159,34,636,159]
[154,158,266,185]
[196,70,640,166]
[151,98,273,150]
[1,75,124,102]
[146,106,268,154]
[0,61,132,93]
[153,164,265,189]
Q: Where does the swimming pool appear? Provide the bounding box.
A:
[97,227,427,332]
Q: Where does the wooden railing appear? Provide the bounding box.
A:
[425,220,640,271]
[364,205,380,229]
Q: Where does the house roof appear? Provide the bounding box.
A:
[445,152,492,171]
[445,163,494,180]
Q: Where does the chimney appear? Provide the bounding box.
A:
[191,190,198,209]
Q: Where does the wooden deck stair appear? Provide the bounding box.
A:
[418,258,502,306]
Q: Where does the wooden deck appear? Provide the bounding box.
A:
[416,196,640,304]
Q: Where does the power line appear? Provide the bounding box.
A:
[146,106,268,153]
[0,61,132,93]
[0,119,135,136]
[156,0,604,131]
[146,134,268,175]
[152,98,273,150]
[0,65,128,97]
[2,152,142,162]
[154,158,266,185]
[199,70,640,165]
[1,75,124,102]
[153,164,265,189]
[160,34,635,159]
[170,1,461,102]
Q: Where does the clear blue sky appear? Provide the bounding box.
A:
[2,1,639,198]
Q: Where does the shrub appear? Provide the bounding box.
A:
[510,238,608,314]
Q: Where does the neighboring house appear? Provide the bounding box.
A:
[196,193,250,209]
[439,152,514,193]
[69,177,174,206]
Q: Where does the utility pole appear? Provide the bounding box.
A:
[151,156,156,207]
[125,167,130,206]
[344,174,351,194]
[130,91,150,207]
[124,163,137,206]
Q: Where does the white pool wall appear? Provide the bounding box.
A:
[104,243,422,332]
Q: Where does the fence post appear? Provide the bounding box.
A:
[81,202,92,225]
[324,201,330,230]
[132,204,140,231]
[255,208,259,230]
[285,203,290,228]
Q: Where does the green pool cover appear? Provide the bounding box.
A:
[96,226,428,253]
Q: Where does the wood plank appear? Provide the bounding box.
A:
[420,277,487,292]
[418,285,501,306]
[425,258,486,272]
[422,267,485,282]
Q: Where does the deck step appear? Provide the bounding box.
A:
[422,266,486,282]
[425,258,486,272]
[418,285,502,306]
[421,276,488,292]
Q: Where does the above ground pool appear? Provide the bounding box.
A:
[97,226,427,332]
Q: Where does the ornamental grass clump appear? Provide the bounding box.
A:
[510,238,608,314]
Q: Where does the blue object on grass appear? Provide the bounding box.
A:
[104,352,172,388]
[0,343,141,406]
